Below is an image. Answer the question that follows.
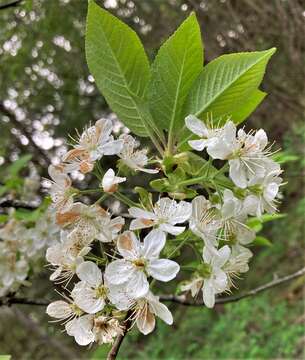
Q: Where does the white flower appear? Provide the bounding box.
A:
[185,115,223,152]
[72,261,128,314]
[105,230,180,298]
[72,261,107,314]
[64,119,123,173]
[102,168,126,193]
[56,202,124,243]
[46,231,86,282]
[118,134,158,174]
[244,169,283,217]
[217,190,255,245]
[189,196,221,247]
[48,164,74,213]
[201,245,231,308]
[133,292,173,335]
[224,244,253,283]
[129,197,192,236]
[66,315,123,346]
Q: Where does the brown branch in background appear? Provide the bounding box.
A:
[0,0,23,10]
[0,102,50,165]
[160,267,305,306]
[0,199,38,210]
[0,267,304,359]
[0,295,49,306]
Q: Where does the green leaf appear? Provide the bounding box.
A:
[247,218,263,232]
[252,236,272,247]
[260,213,286,223]
[147,13,203,135]
[272,151,299,164]
[183,48,276,127]
[230,89,266,124]
[86,1,155,137]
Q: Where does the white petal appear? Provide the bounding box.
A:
[202,281,215,308]
[105,259,135,285]
[66,315,95,346]
[46,300,72,319]
[212,245,231,268]
[254,129,268,150]
[76,261,103,287]
[142,229,166,259]
[99,139,124,156]
[229,159,247,189]
[147,259,180,282]
[159,223,185,236]
[130,218,153,231]
[73,284,105,314]
[117,231,140,260]
[185,115,208,137]
[128,207,156,220]
[126,271,149,298]
[147,293,173,325]
[188,139,207,151]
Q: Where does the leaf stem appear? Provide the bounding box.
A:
[112,192,139,208]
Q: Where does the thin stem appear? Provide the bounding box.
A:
[78,188,101,194]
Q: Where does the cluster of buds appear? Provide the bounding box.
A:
[46,116,283,345]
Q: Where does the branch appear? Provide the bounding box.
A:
[0,295,49,306]
[107,312,132,360]
[0,0,23,10]
[0,102,50,164]
[0,198,38,210]
[160,267,305,306]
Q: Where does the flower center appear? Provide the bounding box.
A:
[95,285,108,299]
[197,263,212,279]
[132,258,146,270]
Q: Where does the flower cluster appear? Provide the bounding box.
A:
[0,210,59,296]
[45,117,283,346]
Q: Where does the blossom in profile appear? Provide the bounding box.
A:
[129,197,192,236]
[201,245,231,308]
[102,168,126,193]
[48,164,74,213]
[118,134,159,174]
[189,196,221,247]
[244,169,283,217]
[105,230,180,298]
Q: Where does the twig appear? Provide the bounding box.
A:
[0,295,49,306]
[0,0,23,10]
[0,198,38,210]
[160,267,305,306]
[107,312,132,360]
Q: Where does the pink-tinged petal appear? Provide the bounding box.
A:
[130,218,154,231]
[147,259,180,282]
[105,259,135,285]
[136,307,155,335]
[142,230,166,259]
[126,271,149,298]
[76,261,103,288]
[117,231,140,259]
